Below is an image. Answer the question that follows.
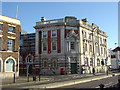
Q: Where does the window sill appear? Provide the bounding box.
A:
[42,51,47,53]
[8,32,16,35]
[7,51,13,52]
[42,37,47,39]
[5,71,14,72]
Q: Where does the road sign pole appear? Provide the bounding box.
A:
[27,63,29,82]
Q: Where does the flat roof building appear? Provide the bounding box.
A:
[34,16,109,75]
[0,14,21,78]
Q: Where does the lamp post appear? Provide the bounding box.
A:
[64,52,68,75]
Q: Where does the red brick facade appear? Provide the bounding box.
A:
[48,30,51,54]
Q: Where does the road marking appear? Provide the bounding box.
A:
[104,82,113,86]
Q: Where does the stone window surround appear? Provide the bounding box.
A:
[4,56,16,72]
[42,31,47,38]
[8,26,15,33]
[51,30,57,37]
[51,41,57,51]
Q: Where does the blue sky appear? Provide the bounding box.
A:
[2,2,118,49]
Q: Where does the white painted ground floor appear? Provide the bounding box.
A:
[35,54,108,75]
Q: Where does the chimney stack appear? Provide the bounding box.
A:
[82,18,88,22]
[41,17,46,22]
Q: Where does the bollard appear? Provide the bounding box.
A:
[112,74,115,76]
[33,75,36,81]
[106,70,108,76]
[13,73,15,83]
[99,84,104,90]
[39,74,40,81]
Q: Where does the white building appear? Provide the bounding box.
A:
[34,16,109,75]
[110,47,120,69]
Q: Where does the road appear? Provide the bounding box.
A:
[2,73,120,90]
[1,73,103,88]
[52,75,119,89]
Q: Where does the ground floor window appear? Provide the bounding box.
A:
[53,61,57,68]
[90,58,93,66]
[6,59,15,72]
[97,59,100,66]
[43,60,49,68]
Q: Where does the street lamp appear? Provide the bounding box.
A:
[65,54,67,75]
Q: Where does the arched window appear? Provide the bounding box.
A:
[26,54,33,63]
[6,59,15,72]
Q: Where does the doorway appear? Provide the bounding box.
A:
[71,63,77,74]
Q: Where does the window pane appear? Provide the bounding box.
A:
[97,59,100,66]
[89,45,92,53]
[7,39,14,51]
[44,61,47,67]
[6,59,14,72]
[53,61,57,68]
[43,43,47,51]
[52,42,56,50]
[8,26,15,33]
[52,30,56,37]
[0,24,2,30]
[43,31,47,38]
[71,42,75,50]
[90,58,93,66]
[85,43,87,51]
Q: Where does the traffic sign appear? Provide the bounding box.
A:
[27,63,29,66]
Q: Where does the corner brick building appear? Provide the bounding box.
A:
[0,14,21,78]
[19,33,35,75]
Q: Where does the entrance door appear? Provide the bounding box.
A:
[71,63,77,74]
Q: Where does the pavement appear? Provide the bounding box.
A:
[1,72,120,89]
[1,75,52,86]
[23,73,120,89]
